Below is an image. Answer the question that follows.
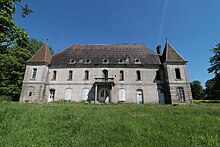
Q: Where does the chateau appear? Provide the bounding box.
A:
[19,40,192,104]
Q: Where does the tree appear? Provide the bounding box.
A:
[0,0,32,49]
[206,42,220,100]
[190,80,205,100]
[0,47,31,100]
[208,42,220,75]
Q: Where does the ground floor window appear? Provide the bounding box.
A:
[82,88,89,101]
[64,88,72,101]
[119,89,126,102]
[136,89,144,104]
[177,87,185,102]
[49,89,55,101]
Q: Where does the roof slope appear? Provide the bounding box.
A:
[161,41,185,63]
[27,43,52,64]
[50,44,161,66]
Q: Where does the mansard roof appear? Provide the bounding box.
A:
[27,43,52,64]
[50,44,161,66]
[161,41,186,63]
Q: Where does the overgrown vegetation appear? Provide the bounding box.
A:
[0,102,219,146]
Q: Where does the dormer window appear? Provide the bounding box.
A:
[69,59,76,64]
[134,58,141,64]
[84,59,91,64]
[102,58,109,64]
[118,59,124,64]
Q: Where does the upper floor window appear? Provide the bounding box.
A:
[175,68,181,79]
[137,70,141,81]
[68,70,73,80]
[103,70,108,79]
[85,70,89,80]
[52,70,57,80]
[120,70,124,81]
[32,68,37,79]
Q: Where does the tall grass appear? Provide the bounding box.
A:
[0,102,219,146]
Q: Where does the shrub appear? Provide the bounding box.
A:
[0,95,12,102]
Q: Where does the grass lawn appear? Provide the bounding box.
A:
[0,102,219,146]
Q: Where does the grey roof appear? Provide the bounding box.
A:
[50,44,161,66]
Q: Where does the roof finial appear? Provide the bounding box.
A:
[46,38,48,44]
[166,38,168,43]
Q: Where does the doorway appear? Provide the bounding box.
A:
[136,89,143,104]
[99,88,109,103]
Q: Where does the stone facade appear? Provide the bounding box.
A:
[20,41,192,104]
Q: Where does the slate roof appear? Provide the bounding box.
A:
[27,43,52,64]
[50,44,161,66]
[161,41,186,63]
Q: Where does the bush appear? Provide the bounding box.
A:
[0,95,12,102]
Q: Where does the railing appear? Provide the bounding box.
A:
[95,78,114,83]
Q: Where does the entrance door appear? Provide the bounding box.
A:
[158,89,165,104]
[99,89,109,103]
[136,90,143,104]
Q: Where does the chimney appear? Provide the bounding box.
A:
[156,45,162,55]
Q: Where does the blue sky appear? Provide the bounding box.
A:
[14,0,220,87]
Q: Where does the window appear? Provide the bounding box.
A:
[119,89,126,101]
[102,58,109,64]
[118,59,124,64]
[134,58,141,63]
[68,70,73,80]
[52,70,57,80]
[64,88,72,101]
[156,70,161,81]
[177,87,185,102]
[137,89,144,104]
[70,59,76,64]
[175,68,181,79]
[84,59,91,64]
[28,92,32,97]
[85,70,89,80]
[82,88,89,101]
[120,70,124,81]
[32,68,37,79]
[103,70,108,79]
[137,70,141,80]
[49,89,55,100]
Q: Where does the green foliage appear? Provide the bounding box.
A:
[0,0,30,49]
[0,47,31,100]
[0,103,219,146]
[190,80,205,100]
[205,75,220,100]
[0,95,12,102]
[208,42,220,75]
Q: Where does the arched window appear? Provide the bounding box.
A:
[103,70,108,79]
[82,88,89,101]
[64,88,72,101]
[177,87,185,102]
[119,89,126,102]
[49,89,55,101]
[136,89,144,104]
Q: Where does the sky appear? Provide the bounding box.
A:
[14,0,220,87]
